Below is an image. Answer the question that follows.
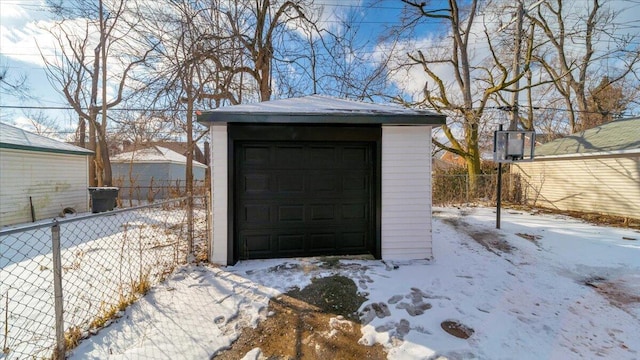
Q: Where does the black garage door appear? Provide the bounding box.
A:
[235,141,375,259]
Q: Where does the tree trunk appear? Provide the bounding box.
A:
[100,0,112,186]
[78,117,86,148]
[89,116,97,186]
[186,84,194,257]
[464,121,481,195]
[466,155,482,199]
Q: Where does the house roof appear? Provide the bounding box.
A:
[121,142,207,165]
[0,122,93,156]
[534,117,640,158]
[111,145,207,168]
[196,95,446,125]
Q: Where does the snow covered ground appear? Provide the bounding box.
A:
[68,206,640,359]
[0,207,194,359]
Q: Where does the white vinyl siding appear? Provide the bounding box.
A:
[381,126,433,260]
[210,125,228,264]
[0,148,89,227]
[513,155,640,219]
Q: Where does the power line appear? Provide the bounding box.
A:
[0,105,191,112]
[1,104,632,116]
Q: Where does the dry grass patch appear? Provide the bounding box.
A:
[215,275,387,360]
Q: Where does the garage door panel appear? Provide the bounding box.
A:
[309,173,338,192]
[310,233,336,251]
[277,173,305,192]
[243,145,271,165]
[240,230,370,258]
[342,146,369,167]
[236,140,375,260]
[343,173,369,191]
[244,234,272,252]
[309,146,337,167]
[278,234,305,252]
[342,203,367,220]
[342,232,366,249]
[275,146,305,168]
[243,174,271,193]
[239,201,370,227]
[278,205,304,222]
[310,204,335,221]
[243,204,270,224]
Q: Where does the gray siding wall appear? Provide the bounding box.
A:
[112,162,170,200]
[168,163,205,181]
[0,148,89,227]
[113,162,206,200]
[513,154,640,219]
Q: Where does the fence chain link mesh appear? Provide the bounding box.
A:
[432,173,521,206]
[1,197,208,359]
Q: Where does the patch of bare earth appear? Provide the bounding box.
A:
[585,277,640,315]
[214,275,387,360]
[516,233,542,246]
[507,205,640,230]
[440,217,513,255]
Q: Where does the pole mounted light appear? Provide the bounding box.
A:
[493,125,536,229]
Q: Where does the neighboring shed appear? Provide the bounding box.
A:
[197,95,446,265]
[111,145,207,200]
[120,141,208,166]
[512,117,640,220]
[0,122,93,227]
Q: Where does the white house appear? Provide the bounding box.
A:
[512,117,640,220]
[0,123,93,227]
[197,95,446,265]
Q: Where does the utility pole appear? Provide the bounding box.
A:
[509,0,524,131]
[496,124,503,229]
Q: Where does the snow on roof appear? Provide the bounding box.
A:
[197,94,446,125]
[111,145,207,168]
[0,122,93,155]
[535,117,640,158]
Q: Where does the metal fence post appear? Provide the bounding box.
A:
[205,191,212,262]
[51,222,65,359]
[465,174,470,203]
[187,191,194,261]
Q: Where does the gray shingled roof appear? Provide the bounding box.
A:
[0,122,93,156]
[535,117,640,157]
[111,146,207,168]
[197,94,446,125]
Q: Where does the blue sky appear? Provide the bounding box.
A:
[0,0,441,136]
[1,0,639,137]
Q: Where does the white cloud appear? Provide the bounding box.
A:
[0,1,29,21]
[0,19,61,67]
[376,0,640,109]
[12,115,66,141]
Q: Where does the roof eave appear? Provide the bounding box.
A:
[0,143,94,156]
[112,159,208,168]
[535,148,640,160]
[197,113,446,126]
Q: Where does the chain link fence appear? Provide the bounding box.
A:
[1,197,209,359]
[112,178,208,206]
[432,172,523,206]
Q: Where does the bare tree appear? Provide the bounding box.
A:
[527,0,640,133]
[192,0,311,102]
[270,4,389,101]
[390,0,534,192]
[0,67,30,100]
[132,0,226,254]
[42,0,156,186]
